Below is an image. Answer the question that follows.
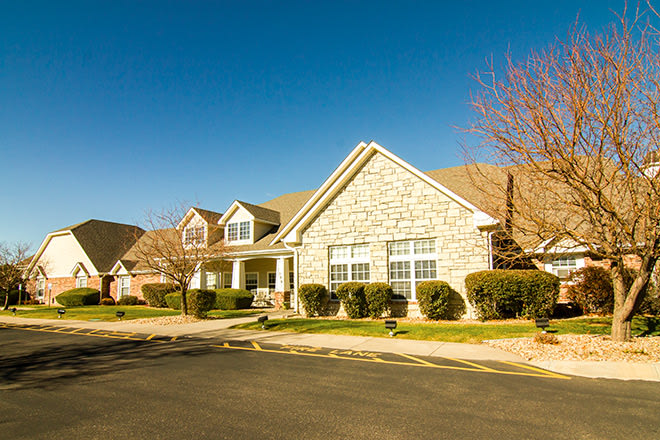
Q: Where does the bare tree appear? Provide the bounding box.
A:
[0,242,32,310]
[132,205,226,315]
[465,3,660,341]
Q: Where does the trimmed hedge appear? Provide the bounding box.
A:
[165,292,182,310]
[416,281,455,320]
[364,283,393,318]
[0,290,20,306]
[566,267,614,315]
[56,288,100,306]
[214,288,253,310]
[336,282,367,319]
[100,297,116,306]
[141,283,176,308]
[299,284,329,317]
[118,295,138,306]
[465,270,559,320]
[188,289,216,318]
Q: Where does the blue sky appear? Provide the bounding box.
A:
[1,0,626,248]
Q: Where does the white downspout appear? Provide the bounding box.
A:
[283,242,299,313]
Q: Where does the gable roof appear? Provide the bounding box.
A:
[219,200,281,226]
[28,219,145,274]
[272,141,498,245]
[211,190,315,254]
[192,208,224,225]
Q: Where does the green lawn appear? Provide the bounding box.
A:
[232,316,660,344]
[0,305,262,322]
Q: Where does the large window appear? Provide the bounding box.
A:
[227,221,251,241]
[388,239,437,300]
[185,225,206,246]
[223,273,232,289]
[268,272,276,291]
[329,244,370,298]
[206,272,217,289]
[37,278,45,299]
[118,276,131,298]
[551,256,577,281]
[245,273,258,292]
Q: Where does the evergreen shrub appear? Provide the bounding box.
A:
[298,284,328,317]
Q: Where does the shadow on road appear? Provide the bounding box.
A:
[0,332,220,391]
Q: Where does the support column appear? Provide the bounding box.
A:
[275,257,290,292]
[231,260,245,290]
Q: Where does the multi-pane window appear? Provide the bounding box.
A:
[223,273,232,289]
[268,272,277,291]
[185,225,206,246]
[289,271,295,291]
[118,276,131,298]
[206,273,217,289]
[245,273,258,292]
[551,256,577,280]
[37,278,45,299]
[388,239,438,300]
[76,275,87,288]
[329,244,370,298]
[227,221,251,241]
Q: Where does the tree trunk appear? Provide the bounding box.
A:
[181,289,188,315]
[611,310,632,342]
[2,292,8,311]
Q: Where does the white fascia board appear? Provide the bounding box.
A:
[218,201,255,225]
[70,262,90,277]
[270,141,370,245]
[109,260,128,275]
[177,207,205,230]
[225,248,294,259]
[274,140,498,245]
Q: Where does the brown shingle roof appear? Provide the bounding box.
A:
[57,220,145,272]
[194,207,224,225]
[235,201,281,224]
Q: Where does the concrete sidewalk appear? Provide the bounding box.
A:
[1,313,659,382]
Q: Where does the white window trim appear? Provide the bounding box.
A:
[184,224,206,247]
[545,254,585,282]
[76,275,88,288]
[388,239,438,301]
[222,272,232,289]
[245,272,259,292]
[329,244,371,298]
[118,276,131,298]
[267,272,277,291]
[36,277,45,299]
[227,221,252,244]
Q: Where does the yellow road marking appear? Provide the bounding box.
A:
[170,336,178,341]
[397,353,438,366]
[146,334,156,340]
[443,357,497,372]
[212,343,569,379]
[70,328,85,333]
[251,341,262,350]
[498,361,570,379]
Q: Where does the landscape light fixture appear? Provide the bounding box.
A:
[535,318,550,334]
[116,311,125,321]
[57,309,66,319]
[10,307,16,316]
[257,315,268,329]
[385,320,397,337]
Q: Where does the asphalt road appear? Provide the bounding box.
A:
[1,326,659,439]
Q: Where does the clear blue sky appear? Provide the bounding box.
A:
[1,0,626,248]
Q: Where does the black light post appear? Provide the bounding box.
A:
[385,320,397,337]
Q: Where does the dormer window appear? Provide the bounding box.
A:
[185,225,206,246]
[227,221,251,242]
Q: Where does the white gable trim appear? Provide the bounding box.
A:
[271,140,498,245]
[110,260,130,276]
[218,201,254,226]
[70,262,90,277]
[177,207,209,230]
[26,230,100,276]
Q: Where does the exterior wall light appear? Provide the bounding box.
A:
[385,320,397,337]
[535,318,550,333]
[257,315,268,329]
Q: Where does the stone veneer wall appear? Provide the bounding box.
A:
[297,152,490,318]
